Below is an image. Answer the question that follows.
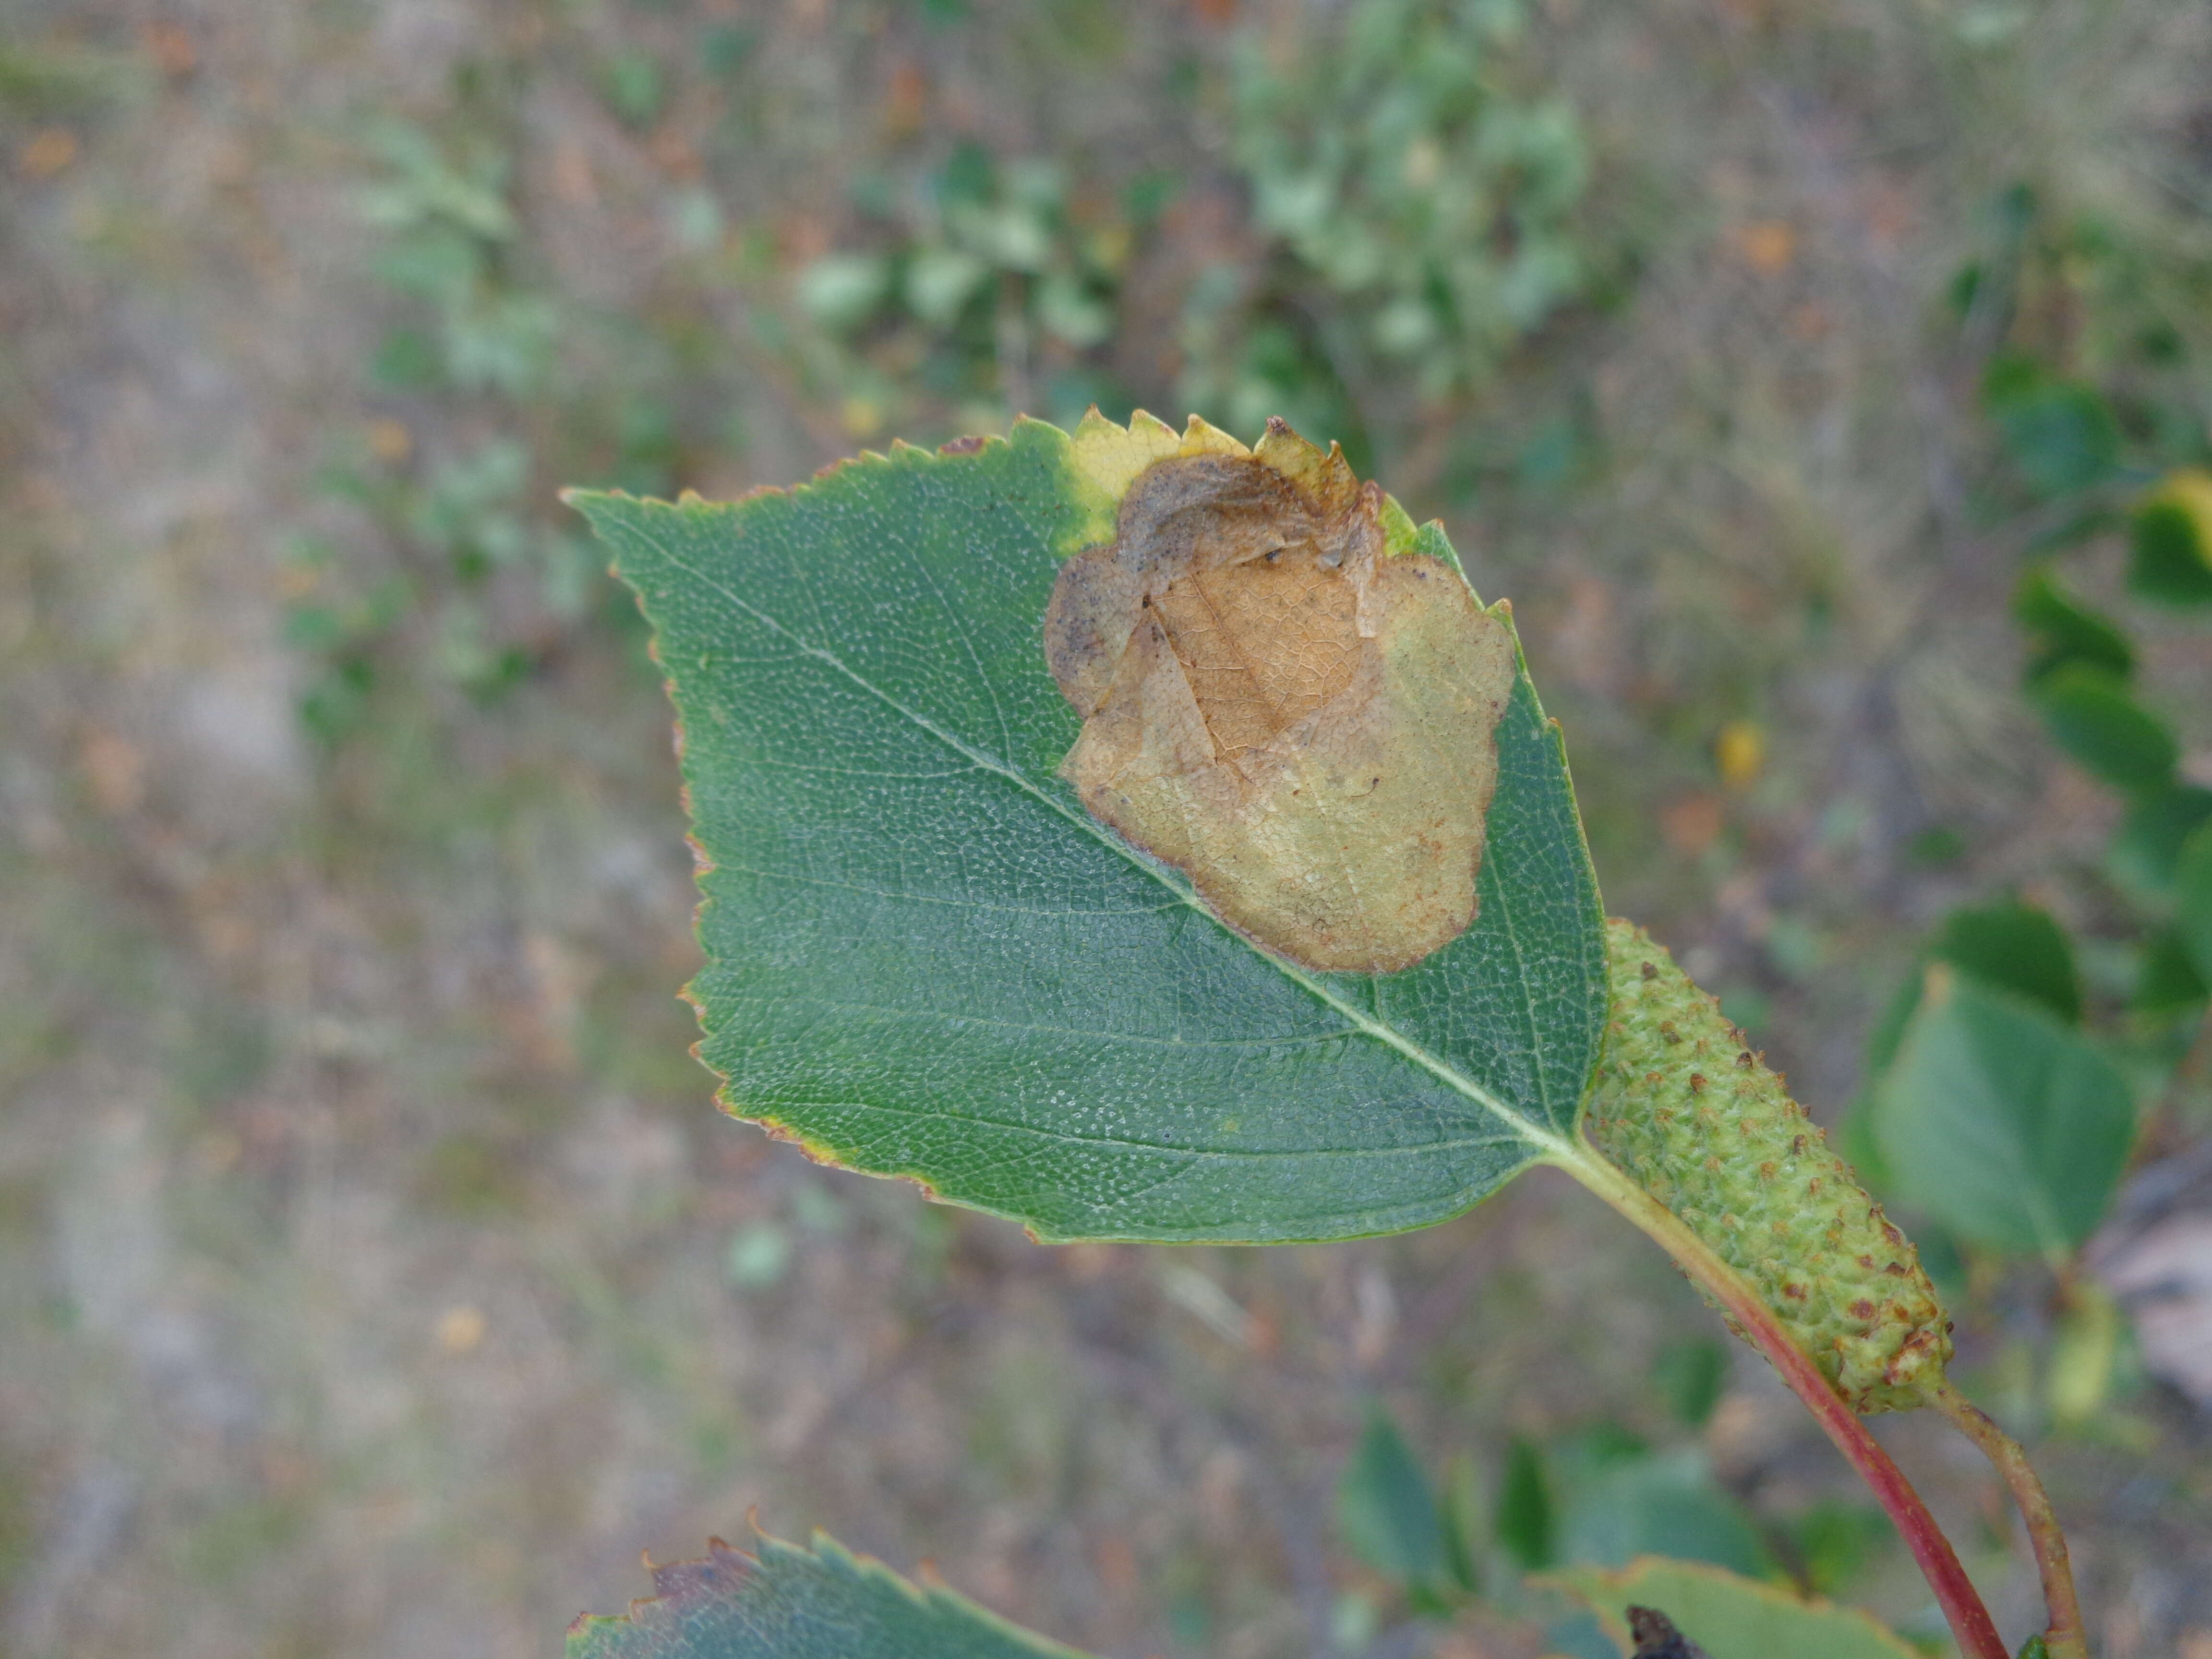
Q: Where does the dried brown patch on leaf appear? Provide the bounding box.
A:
[1046,427,1515,974]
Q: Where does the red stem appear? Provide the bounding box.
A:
[1563,1154,2010,1659]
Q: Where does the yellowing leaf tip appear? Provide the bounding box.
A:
[1179,412,1252,457]
[1069,406,1182,502]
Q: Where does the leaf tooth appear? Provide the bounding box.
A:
[1070,406,1181,500]
[1179,413,1252,458]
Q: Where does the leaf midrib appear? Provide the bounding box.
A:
[632,510,1577,1166]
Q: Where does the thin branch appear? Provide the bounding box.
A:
[1932,1382,2090,1659]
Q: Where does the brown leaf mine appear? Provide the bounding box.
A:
[1046,433,1515,974]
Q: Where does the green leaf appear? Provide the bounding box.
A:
[569,416,1606,1244]
[1542,1557,1919,1659]
[1861,968,1927,1084]
[1437,1453,1485,1595]
[2031,664,2177,793]
[1336,1407,1460,1592]
[2135,925,2209,1017]
[2110,783,2212,900]
[1984,357,2119,498]
[2128,472,2212,607]
[1872,970,2136,1259]
[1496,1435,1557,1572]
[1557,1450,1765,1578]
[1652,1337,1727,1430]
[599,49,666,130]
[1782,1503,1890,1598]
[566,1530,1097,1659]
[2167,814,2212,986]
[2180,819,2212,989]
[1337,1405,1451,1588]
[1932,900,2081,1024]
[2013,567,2133,686]
[2046,1280,2124,1428]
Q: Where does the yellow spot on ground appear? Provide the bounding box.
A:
[1716,719,1765,787]
[1737,219,1795,274]
[437,1304,486,1354]
[367,419,412,464]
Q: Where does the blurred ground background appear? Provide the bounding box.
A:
[3,1,2212,1657]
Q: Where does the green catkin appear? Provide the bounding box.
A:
[1587,919,1951,1414]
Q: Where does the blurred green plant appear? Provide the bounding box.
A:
[790,140,1134,438]
[289,75,711,741]
[1336,1404,1479,1612]
[1849,180,2212,1435]
[1330,1401,1874,1650]
[291,1,1605,747]
[1203,0,1588,432]
[781,0,1593,465]
[561,1406,1903,1659]
[360,118,558,398]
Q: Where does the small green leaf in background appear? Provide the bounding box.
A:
[1653,1337,1728,1430]
[1497,1435,1557,1571]
[1934,899,2083,1024]
[1542,1557,1919,1659]
[1783,1502,1889,1598]
[598,50,666,130]
[2014,568,2134,686]
[1337,1405,1451,1590]
[570,416,1608,1246]
[2110,783,2212,900]
[2177,819,2212,987]
[2134,926,2209,1017]
[1872,969,2137,1260]
[2031,664,2178,793]
[2047,1282,2124,1429]
[1437,1453,1485,1596]
[566,1530,1097,1659]
[1557,1450,1765,1579]
[1859,896,2079,1100]
[2128,470,2212,607]
[1983,355,2120,498]
[1861,969,1930,1087]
